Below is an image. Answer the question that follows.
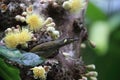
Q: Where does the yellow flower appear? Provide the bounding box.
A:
[70,0,84,12]
[4,28,32,48]
[4,32,18,48]
[26,14,44,31]
[31,66,46,79]
[63,0,85,13]
[17,28,32,44]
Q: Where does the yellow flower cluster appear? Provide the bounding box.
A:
[4,28,32,48]
[26,14,44,31]
[63,0,85,13]
[4,32,18,48]
[31,66,46,79]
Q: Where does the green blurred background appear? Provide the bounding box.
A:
[83,0,120,80]
[0,0,120,80]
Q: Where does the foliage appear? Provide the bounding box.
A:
[83,1,120,80]
[0,46,45,67]
[0,58,20,80]
[0,46,45,80]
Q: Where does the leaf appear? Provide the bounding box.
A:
[13,52,45,67]
[108,13,120,31]
[86,2,107,22]
[0,58,20,80]
[0,47,45,80]
[89,21,110,56]
[0,46,22,59]
[0,46,45,66]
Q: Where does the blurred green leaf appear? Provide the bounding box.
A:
[108,13,120,31]
[0,58,20,80]
[86,2,107,22]
[89,21,110,55]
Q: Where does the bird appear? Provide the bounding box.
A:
[30,38,78,58]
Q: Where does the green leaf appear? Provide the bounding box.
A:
[0,46,45,66]
[0,58,20,80]
[86,2,107,22]
[89,21,110,56]
[108,13,120,31]
[0,46,22,59]
[13,52,45,67]
[0,46,45,80]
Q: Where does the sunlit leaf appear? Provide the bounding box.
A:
[89,21,110,55]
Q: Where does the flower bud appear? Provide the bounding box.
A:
[46,22,56,27]
[22,12,27,16]
[62,52,71,58]
[43,17,53,25]
[7,28,12,32]
[47,27,55,32]
[79,76,88,80]
[53,2,58,7]
[20,16,26,22]
[20,3,26,10]
[20,3,25,8]
[62,1,70,10]
[52,30,60,36]
[52,30,60,39]
[15,15,21,21]
[81,43,86,48]
[86,64,96,70]
[88,40,96,48]
[90,77,97,80]
[5,28,12,33]
[32,37,37,41]
[85,71,98,77]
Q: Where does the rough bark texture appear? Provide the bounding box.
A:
[44,1,88,79]
[0,0,88,80]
